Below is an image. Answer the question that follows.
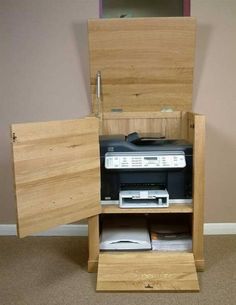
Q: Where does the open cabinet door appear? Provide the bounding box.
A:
[97,252,199,291]
[11,117,101,238]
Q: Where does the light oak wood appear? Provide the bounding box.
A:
[97,252,199,291]
[102,111,182,138]
[11,117,101,238]
[88,257,205,273]
[102,203,193,214]
[190,113,205,268]
[88,215,100,272]
[195,259,205,272]
[88,260,98,273]
[180,111,188,139]
[88,17,196,113]
[103,111,181,119]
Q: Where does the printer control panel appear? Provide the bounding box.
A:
[105,152,186,169]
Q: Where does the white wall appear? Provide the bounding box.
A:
[0,0,98,222]
[192,0,236,222]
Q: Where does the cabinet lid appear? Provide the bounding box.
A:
[11,117,101,238]
[88,17,196,113]
[97,252,199,291]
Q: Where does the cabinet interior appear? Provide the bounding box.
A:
[99,213,193,252]
[100,111,194,143]
[88,109,205,273]
[98,110,197,253]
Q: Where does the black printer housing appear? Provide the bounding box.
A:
[99,134,193,202]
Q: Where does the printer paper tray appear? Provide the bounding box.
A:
[97,252,199,291]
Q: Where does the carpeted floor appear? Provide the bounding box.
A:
[0,236,235,305]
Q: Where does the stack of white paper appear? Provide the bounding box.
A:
[150,223,192,251]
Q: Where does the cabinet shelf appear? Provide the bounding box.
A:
[101,203,193,214]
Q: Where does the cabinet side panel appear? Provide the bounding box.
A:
[88,215,100,272]
[190,113,205,267]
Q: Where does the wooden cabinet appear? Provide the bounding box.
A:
[87,110,205,291]
[11,17,205,292]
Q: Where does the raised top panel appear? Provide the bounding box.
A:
[88,17,196,113]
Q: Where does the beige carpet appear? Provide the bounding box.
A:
[0,236,235,305]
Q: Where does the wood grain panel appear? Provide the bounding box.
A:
[97,252,199,291]
[88,215,100,272]
[102,111,182,138]
[88,17,196,112]
[102,204,192,214]
[190,113,205,269]
[11,117,101,237]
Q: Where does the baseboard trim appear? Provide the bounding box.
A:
[0,223,235,236]
[0,224,88,236]
[204,223,236,235]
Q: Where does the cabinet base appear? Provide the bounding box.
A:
[88,259,98,273]
[195,259,205,271]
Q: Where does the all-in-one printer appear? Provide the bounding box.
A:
[100,132,193,208]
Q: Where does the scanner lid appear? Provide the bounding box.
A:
[88,17,196,113]
[99,133,193,153]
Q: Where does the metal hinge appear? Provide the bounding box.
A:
[12,132,17,143]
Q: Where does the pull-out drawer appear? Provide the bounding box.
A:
[97,252,199,292]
